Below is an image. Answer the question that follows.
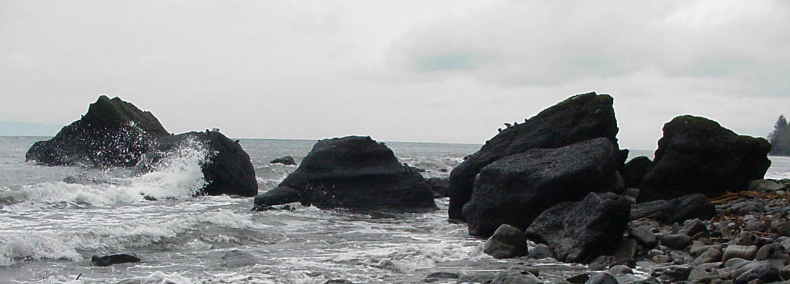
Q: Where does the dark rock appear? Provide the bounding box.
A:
[584,272,617,284]
[639,115,771,201]
[567,274,590,284]
[755,244,784,261]
[588,255,617,271]
[425,177,450,198]
[459,273,498,284]
[692,247,723,265]
[770,219,790,236]
[91,254,141,266]
[622,156,651,189]
[658,265,691,282]
[253,136,437,211]
[449,92,620,221]
[688,263,722,282]
[221,250,256,268]
[27,96,169,167]
[464,138,624,237]
[735,232,759,246]
[612,239,637,263]
[734,262,780,284]
[608,265,632,276]
[491,271,542,284]
[630,194,716,224]
[528,244,554,260]
[484,224,528,259]
[525,192,630,263]
[270,155,296,165]
[679,218,708,236]
[628,226,657,248]
[658,234,692,250]
[136,131,258,197]
[744,220,767,232]
[323,280,352,284]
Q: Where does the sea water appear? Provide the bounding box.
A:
[0,136,787,283]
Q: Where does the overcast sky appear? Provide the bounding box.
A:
[1,0,788,149]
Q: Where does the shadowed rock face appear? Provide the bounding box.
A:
[448,92,620,221]
[136,131,258,197]
[26,96,168,167]
[638,115,771,202]
[462,138,624,237]
[254,136,437,211]
[525,192,631,264]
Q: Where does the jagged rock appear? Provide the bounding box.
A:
[135,131,258,197]
[270,155,296,165]
[253,136,436,211]
[630,194,716,224]
[26,96,169,167]
[484,224,528,259]
[449,92,620,221]
[525,192,630,263]
[464,138,624,237]
[91,254,141,266]
[425,177,450,198]
[639,115,771,201]
[622,156,651,189]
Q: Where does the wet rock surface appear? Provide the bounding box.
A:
[253,136,437,211]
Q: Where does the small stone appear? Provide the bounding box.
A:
[658,265,691,283]
[723,245,759,262]
[770,219,790,236]
[528,243,554,260]
[734,262,780,284]
[425,272,459,282]
[567,274,590,284]
[659,234,692,250]
[589,255,616,271]
[688,263,721,281]
[612,239,637,263]
[491,271,541,284]
[755,243,784,261]
[692,247,723,265]
[748,179,784,192]
[628,226,657,249]
[744,220,767,232]
[608,265,633,276]
[484,224,528,259]
[735,232,759,246]
[584,272,617,284]
[690,241,720,257]
[679,219,708,236]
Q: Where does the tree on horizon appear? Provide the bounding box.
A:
[769,115,790,156]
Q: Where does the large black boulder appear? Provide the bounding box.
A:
[622,156,651,189]
[136,131,258,197]
[253,136,437,211]
[524,192,631,264]
[26,96,169,167]
[463,138,624,237]
[449,92,620,221]
[639,115,771,201]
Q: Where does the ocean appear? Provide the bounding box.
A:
[1,136,788,283]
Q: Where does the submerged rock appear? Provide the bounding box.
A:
[449,92,620,221]
[26,96,169,167]
[639,115,771,201]
[135,131,258,197]
[463,138,624,237]
[524,192,630,263]
[253,136,437,211]
[91,254,141,266]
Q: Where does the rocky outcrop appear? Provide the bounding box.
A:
[136,131,258,197]
[639,115,771,201]
[448,92,620,221]
[26,96,169,167]
[462,138,624,237]
[253,136,437,211]
[524,192,631,264]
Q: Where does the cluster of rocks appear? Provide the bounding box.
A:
[26,96,258,197]
[439,92,779,283]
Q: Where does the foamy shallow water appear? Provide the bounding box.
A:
[1,137,788,283]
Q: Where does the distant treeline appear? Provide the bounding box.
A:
[769,115,790,156]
